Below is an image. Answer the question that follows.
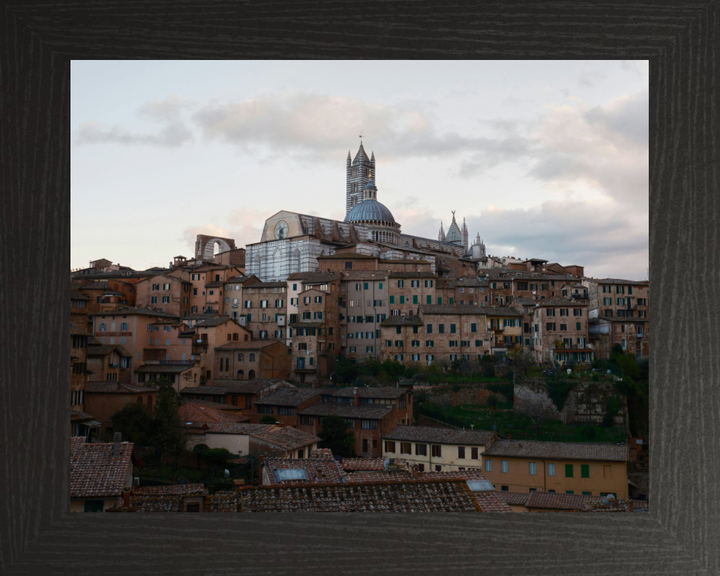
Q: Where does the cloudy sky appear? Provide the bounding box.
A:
[71,60,648,280]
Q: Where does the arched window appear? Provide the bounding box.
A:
[136,396,143,404]
[237,369,244,379]
[248,370,255,379]
[147,396,153,410]
[249,353,256,362]
[238,353,244,362]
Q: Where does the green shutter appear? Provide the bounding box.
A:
[449,297,454,304]
[565,464,574,478]
[427,295,432,304]
[413,295,418,304]
[400,296,405,304]
[379,283,383,289]
[581,464,589,478]
[390,296,395,304]
[364,282,368,290]
[576,322,581,330]
[437,297,442,305]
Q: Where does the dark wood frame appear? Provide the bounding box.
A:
[1,1,717,574]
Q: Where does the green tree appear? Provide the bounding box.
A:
[148,378,188,473]
[260,415,279,424]
[486,394,499,427]
[334,354,359,384]
[318,414,356,458]
[603,395,623,427]
[110,401,153,447]
[381,359,405,382]
[509,349,534,377]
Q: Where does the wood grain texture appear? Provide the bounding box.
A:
[0,1,717,574]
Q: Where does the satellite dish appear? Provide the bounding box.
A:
[383,458,391,471]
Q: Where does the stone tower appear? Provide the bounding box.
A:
[438,221,446,242]
[346,142,375,215]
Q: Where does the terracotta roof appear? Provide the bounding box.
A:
[379,316,423,326]
[474,492,514,513]
[135,364,195,374]
[288,320,325,329]
[297,402,393,420]
[588,278,649,286]
[383,425,496,446]
[204,280,225,288]
[195,316,237,328]
[70,290,91,300]
[181,380,289,395]
[214,340,283,351]
[70,409,95,422]
[479,306,525,317]
[244,281,287,289]
[494,491,531,506]
[287,272,342,283]
[332,387,408,399]
[341,458,387,471]
[537,298,587,307]
[70,327,93,336]
[340,271,389,280]
[418,304,500,316]
[184,399,245,411]
[526,491,592,511]
[237,480,481,513]
[70,437,133,498]
[92,306,179,319]
[254,388,327,407]
[263,457,345,486]
[201,424,319,451]
[86,382,156,394]
[388,272,436,278]
[86,344,132,357]
[133,484,208,496]
[483,439,629,462]
[178,403,247,424]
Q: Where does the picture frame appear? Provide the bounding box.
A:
[1,2,715,574]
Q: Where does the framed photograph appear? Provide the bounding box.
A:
[2,2,717,574]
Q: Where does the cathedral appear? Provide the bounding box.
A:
[245,142,487,281]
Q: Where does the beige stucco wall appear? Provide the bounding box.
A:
[382,440,487,471]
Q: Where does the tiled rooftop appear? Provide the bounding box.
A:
[379,316,424,326]
[70,437,133,499]
[133,483,208,496]
[287,272,342,283]
[340,458,387,471]
[179,403,248,424]
[332,386,408,399]
[86,382,156,394]
[298,402,393,420]
[237,480,482,513]
[215,340,284,351]
[182,380,289,396]
[254,387,327,407]
[383,425,496,446]
[263,457,345,486]
[483,439,629,462]
[191,423,319,452]
[474,492,514,513]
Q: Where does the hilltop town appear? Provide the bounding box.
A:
[70,143,649,513]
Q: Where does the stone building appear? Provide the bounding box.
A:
[220,275,260,320]
[135,274,192,318]
[525,298,592,363]
[214,340,290,381]
[242,281,288,341]
[340,270,389,362]
[290,284,341,384]
[71,290,91,409]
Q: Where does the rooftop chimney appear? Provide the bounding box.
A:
[317,467,324,478]
[113,432,121,457]
[353,387,359,407]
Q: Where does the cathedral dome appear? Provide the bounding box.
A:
[344,199,395,224]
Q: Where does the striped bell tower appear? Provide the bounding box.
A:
[346,141,375,215]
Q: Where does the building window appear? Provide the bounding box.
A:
[548,463,555,476]
[471,447,478,460]
[501,460,508,473]
[581,464,590,478]
[529,462,537,475]
[501,486,508,492]
[361,420,377,430]
[457,446,466,459]
[431,444,442,457]
[485,460,491,472]
[385,441,396,453]
[415,443,427,456]
[565,464,574,478]
[400,442,411,454]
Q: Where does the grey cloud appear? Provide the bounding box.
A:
[75,120,193,148]
[585,90,648,147]
[138,96,193,122]
[402,200,648,280]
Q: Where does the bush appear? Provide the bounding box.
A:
[486,383,513,401]
[580,425,598,441]
[452,384,461,392]
[260,415,279,424]
[546,380,575,411]
[208,478,236,494]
